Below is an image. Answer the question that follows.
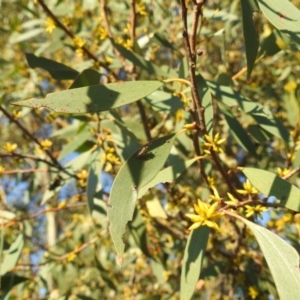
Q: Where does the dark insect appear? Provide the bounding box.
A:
[137,145,149,158]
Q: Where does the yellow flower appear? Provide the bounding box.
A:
[186,199,224,231]
[236,179,258,195]
[137,3,147,16]
[0,166,5,174]
[40,139,53,150]
[224,193,239,207]
[277,167,290,178]
[45,17,56,34]
[183,123,196,130]
[67,252,77,262]
[203,133,225,154]
[3,142,17,153]
[123,23,131,34]
[245,205,267,219]
[58,200,67,209]
[207,176,215,188]
[73,36,85,48]
[210,187,222,202]
[123,39,133,50]
[12,110,22,119]
[104,56,113,64]
[77,170,88,187]
[248,286,259,299]
[284,81,297,93]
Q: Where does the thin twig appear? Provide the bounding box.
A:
[36,0,117,78]
[3,202,87,228]
[1,168,48,174]
[0,106,63,170]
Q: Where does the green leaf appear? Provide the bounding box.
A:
[25,53,79,80]
[144,90,183,114]
[207,81,293,145]
[151,32,177,51]
[69,69,101,89]
[12,81,164,113]
[240,0,259,79]
[58,128,91,160]
[128,208,152,258]
[9,28,44,44]
[196,75,213,135]
[0,273,28,295]
[87,148,103,218]
[248,124,273,143]
[108,133,176,262]
[241,219,300,300]
[218,102,258,157]
[112,42,177,78]
[241,167,300,212]
[180,226,210,300]
[138,158,198,199]
[1,234,24,275]
[258,0,300,46]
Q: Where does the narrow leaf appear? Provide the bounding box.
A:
[25,53,79,80]
[12,81,164,113]
[87,148,103,217]
[180,226,210,300]
[240,0,259,78]
[218,102,258,157]
[208,81,293,145]
[1,234,24,275]
[144,90,183,114]
[242,167,300,212]
[196,75,213,135]
[242,219,300,300]
[108,134,176,262]
[69,69,101,89]
[112,42,177,78]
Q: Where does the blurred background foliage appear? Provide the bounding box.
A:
[0,0,300,299]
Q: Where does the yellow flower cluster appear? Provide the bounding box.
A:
[284,81,297,93]
[203,133,225,154]
[40,139,53,150]
[244,205,267,219]
[77,169,88,187]
[186,199,223,232]
[45,17,56,34]
[236,180,258,195]
[2,142,18,153]
[277,167,290,178]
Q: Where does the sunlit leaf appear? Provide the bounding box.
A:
[1,234,24,275]
[108,133,176,262]
[138,158,198,199]
[112,42,177,78]
[242,219,300,300]
[12,81,164,113]
[258,0,300,45]
[69,69,101,89]
[241,167,300,212]
[208,81,293,145]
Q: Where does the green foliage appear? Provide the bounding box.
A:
[1,0,300,299]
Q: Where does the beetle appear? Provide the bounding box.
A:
[137,145,149,158]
